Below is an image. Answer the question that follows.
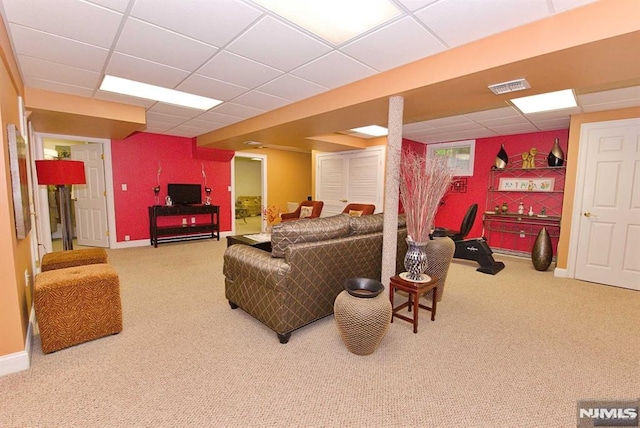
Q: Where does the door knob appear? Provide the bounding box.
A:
[340,199,348,202]
[583,212,592,217]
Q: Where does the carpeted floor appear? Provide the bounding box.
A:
[1,238,638,427]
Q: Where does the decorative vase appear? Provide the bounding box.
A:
[494,144,508,169]
[423,236,455,302]
[547,138,565,167]
[334,278,392,356]
[532,227,553,271]
[403,238,429,281]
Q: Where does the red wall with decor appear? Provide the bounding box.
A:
[403,129,569,242]
[111,132,233,243]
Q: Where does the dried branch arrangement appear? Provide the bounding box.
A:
[399,150,453,242]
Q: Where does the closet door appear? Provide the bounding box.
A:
[316,147,385,216]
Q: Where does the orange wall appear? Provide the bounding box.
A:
[258,148,312,213]
[1,19,32,357]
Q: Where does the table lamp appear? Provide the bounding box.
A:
[35,160,86,250]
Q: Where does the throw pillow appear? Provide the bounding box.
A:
[300,206,313,218]
[348,210,363,217]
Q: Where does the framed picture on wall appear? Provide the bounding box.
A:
[498,177,555,192]
[7,124,31,239]
[427,139,476,177]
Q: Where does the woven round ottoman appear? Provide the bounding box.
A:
[334,278,392,356]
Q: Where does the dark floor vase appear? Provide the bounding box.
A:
[532,227,553,271]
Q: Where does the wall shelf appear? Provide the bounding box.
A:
[484,153,565,256]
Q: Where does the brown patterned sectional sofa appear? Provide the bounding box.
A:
[223,213,408,343]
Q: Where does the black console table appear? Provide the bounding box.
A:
[148,205,219,247]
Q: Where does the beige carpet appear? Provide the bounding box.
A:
[1,238,638,427]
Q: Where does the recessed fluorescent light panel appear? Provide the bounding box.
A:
[510,89,577,114]
[99,75,222,110]
[350,125,389,137]
[252,0,401,45]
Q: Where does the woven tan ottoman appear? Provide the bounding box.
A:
[34,263,123,354]
[41,248,108,272]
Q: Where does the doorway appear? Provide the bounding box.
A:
[34,133,115,255]
[568,118,640,290]
[233,153,266,235]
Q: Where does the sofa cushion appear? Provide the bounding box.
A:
[271,214,350,258]
[349,212,384,235]
[300,206,313,219]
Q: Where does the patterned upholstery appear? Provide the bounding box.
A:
[223,213,408,342]
[41,248,108,272]
[271,214,350,258]
[34,264,123,354]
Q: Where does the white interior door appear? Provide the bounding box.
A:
[574,119,640,290]
[71,143,109,247]
[316,147,385,217]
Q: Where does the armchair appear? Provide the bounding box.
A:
[280,200,324,222]
[341,203,375,216]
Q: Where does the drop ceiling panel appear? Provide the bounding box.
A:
[198,51,281,89]
[395,0,439,12]
[9,24,109,71]
[464,107,523,121]
[88,0,130,13]
[578,86,640,106]
[232,90,290,111]
[551,0,597,13]
[292,51,377,88]
[24,77,95,98]
[193,111,242,126]
[94,90,157,108]
[116,18,218,71]
[257,74,327,101]
[106,53,190,88]
[210,102,266,120]
[18,55,100,89]
[226,16,331,71]
[178,74,248,101]
[415,0,549,48]
[2,0,122,48]
[131,0,262,47]
[147,103,204,120]
[342,17,445,72]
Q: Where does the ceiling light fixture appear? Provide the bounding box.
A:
[350,125,389,137]
[99,75,222,110]
[252,0,401,45]
[510,89,577,114]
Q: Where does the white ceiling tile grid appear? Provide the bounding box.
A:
[0,0,635,140]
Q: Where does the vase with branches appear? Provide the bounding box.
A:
[399,150,453,281]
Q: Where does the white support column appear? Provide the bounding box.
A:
[382,96,404,288]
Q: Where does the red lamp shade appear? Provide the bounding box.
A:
[35,160,86,185]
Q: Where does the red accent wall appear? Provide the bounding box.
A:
[111,132,233,242]
[403,129,569,240]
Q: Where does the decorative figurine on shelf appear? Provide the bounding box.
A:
[165,195,172,206]
[518,201,525,215]
[528,206,534,216]
[501,202,508,214]
[540,207,547,217]
[522,147,538,169]
[494,144,508,169]
[547,137,565,167]
[494,205,500,214]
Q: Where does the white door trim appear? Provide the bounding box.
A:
[566,117,640,279]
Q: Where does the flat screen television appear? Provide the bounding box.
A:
[168,183,202,205]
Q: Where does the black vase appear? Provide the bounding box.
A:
[532,227,553,271]
[495,144,508,169]
[547,138,565,167]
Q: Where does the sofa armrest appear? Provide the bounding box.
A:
[223,245,290,291]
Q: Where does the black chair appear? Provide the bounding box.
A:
[435,203,478,241]
[434,203,505,275]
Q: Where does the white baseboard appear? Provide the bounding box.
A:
[554,267,569,277]
[0,306,34,377]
